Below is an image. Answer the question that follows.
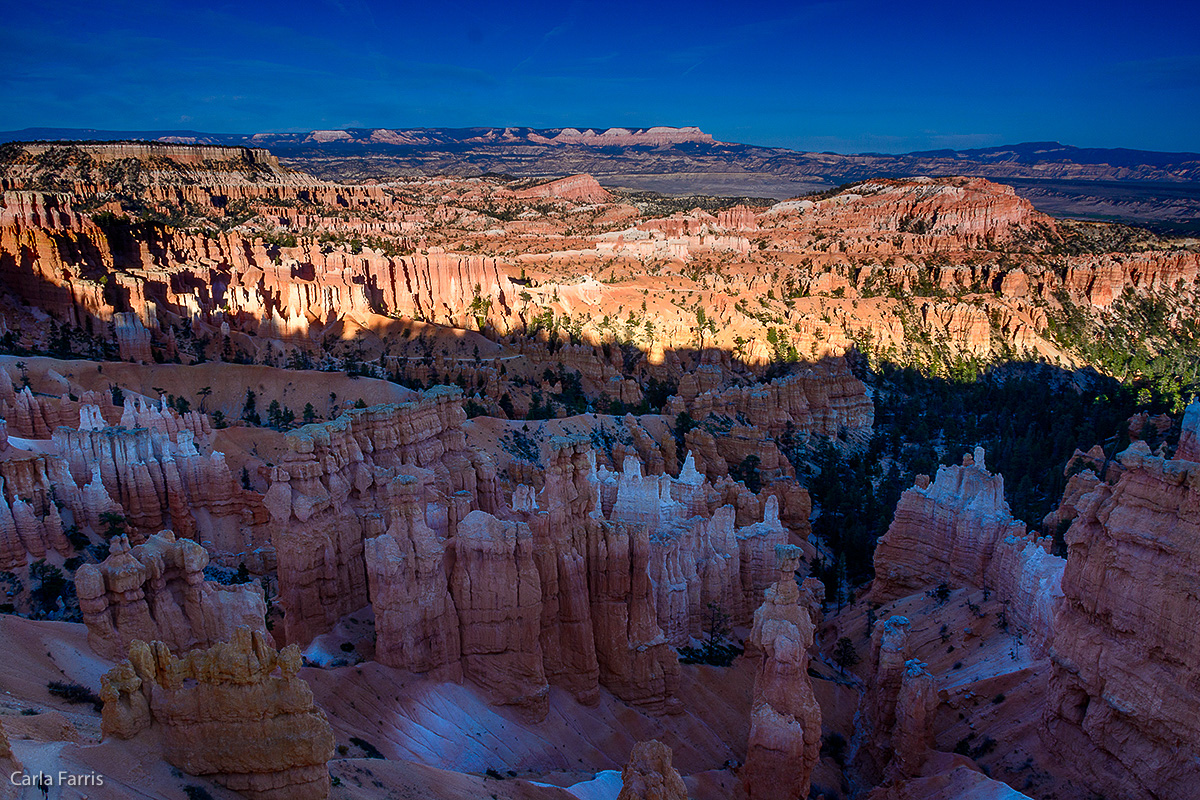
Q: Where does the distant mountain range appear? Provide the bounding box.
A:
[4,127,1199,233]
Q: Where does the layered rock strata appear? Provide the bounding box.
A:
[366,433,798,715]
[595,453,790,638]
[75,531,268,660]
[269,387,499,645]
[870,448,1064,646]
[742,545,822,800]
[451,510,548,715]
[367,436,685,714]
[0,376,120,439]
[101,628,334,800]
[363,472,462,678]
[0,188,523,343]
[1042,442,1200,800]
[669,358,874,441]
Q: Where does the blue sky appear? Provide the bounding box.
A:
[2,0,1198,153]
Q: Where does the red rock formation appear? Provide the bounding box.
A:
[854,615,913,783]
[0,454,74,568]
[101,628,334,800]
[0,373,121,439]
[869,448,1064,645]
[75,531,267,660]
[855,617,938,785]
[870,449,1025,599]
[514,175,611,204]
[593,452,790,640]
[742,545,822,800]
[796,177,1043,245]
[615,740,688,800]
[670,358,874,441]
[587,519,682,714]
[1042,442,1200,800]
[520,442,684,713]
[517,436,602,704]
[451,510,548,716]
[886,660,937,781]
[364,473,461,678]
[1041,469,1102,532]
[716,205,758,231]
[113,311,152,362]
[269,387,498,645]
[52,423,247,550]
[363,435,685,713]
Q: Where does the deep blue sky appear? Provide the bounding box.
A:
[3,0,1198,154]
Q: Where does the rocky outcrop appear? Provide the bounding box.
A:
[615,740,688,800]
[1177,397,1200,462]
[870,448,1024,598]
[855,614,938,786]
[742,545,822,800]
[0,374,121,440]
[587,519,682,714]
[365,436,682,714]
[1042,442,1200,800]
[364,473,461,678]
[101,628,334,800]
[805,178,1041,243]
[516,438,680,712]
[113,312,152,363]
[594,453,790,641]
[870,449,1064,646]
[75,531,268,660]
[887,661,937,781]
[855,616,910,781]
[1041,468,1101,532]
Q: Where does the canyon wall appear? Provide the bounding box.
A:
[1042,441,1200,800]
[267,386,499,644]
[366,436,681,714]
[669,358,874,441]
[0,453,74,569]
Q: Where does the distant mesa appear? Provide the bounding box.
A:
[286,126,720,148]
[539,126,717,146]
